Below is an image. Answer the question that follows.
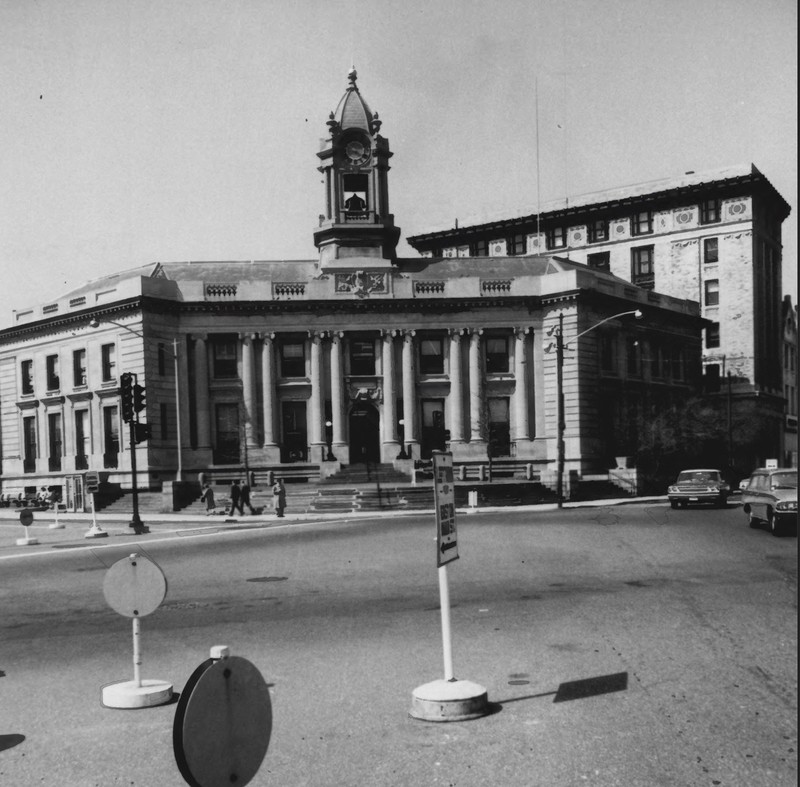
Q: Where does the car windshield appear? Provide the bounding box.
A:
[676,471,720,484]
[770,472,797,490]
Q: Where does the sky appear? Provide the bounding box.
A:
[1,0,796,330]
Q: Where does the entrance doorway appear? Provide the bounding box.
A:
[349,403,380,463]
[421,399,446,458]
[281,401,308,462]
[214,403,240,465]
[64,475,85,513]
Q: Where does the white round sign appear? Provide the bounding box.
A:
[103,554,167,618]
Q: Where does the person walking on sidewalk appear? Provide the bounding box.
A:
[228,480,243,516]
[240,478,256,515]
[200,483,216,516]
[272,478,286,518]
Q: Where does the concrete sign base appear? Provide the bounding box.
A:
[102,679,173,709]
[410,678,489,722]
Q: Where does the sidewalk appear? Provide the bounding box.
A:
[0,495,670,554]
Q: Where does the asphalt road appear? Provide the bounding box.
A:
[1,503,797,786]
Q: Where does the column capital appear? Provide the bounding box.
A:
[380,328,399,338]
[262,332,276,342]
[402,329,416,340]
[468,328,484,337]
[448,327,466,338]
[514,326,531,338]
[239,332,258,343]
[308,330,327,342]
[190,333,208,342]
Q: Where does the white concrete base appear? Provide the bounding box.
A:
[48,522,65,530]
[15,536,39,546]
[102,679,173,709]
[410,678,489,722]
[84,526,108,539]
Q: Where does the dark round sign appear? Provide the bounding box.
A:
[103,554,167,618]
[19,510,33,527]
[174,655,272,787]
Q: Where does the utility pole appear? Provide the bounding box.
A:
[556,312,565,508]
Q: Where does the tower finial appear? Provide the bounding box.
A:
[348,66,357,87]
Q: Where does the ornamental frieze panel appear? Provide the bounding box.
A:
[348,383,382,403]
[334,270,388,298]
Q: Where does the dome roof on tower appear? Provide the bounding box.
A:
[331,68,379,134]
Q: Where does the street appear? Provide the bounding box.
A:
[0,503,797,786]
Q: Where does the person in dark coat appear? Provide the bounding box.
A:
[228,480,243,516]
[272,478,286,517]
[200,483,216,516]
[240,478,256,515]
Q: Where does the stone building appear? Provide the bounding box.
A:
[0,70,704,508]
[407,164,792,466]
[782,296,798,467]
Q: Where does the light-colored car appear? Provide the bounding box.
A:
[667,468,730,509]
[741,468,798,536]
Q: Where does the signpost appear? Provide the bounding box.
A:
[101,552,173,708]
[83,471,108,539]
[174,645,272,787]
[410,451,488,722]
[15,509,39,547]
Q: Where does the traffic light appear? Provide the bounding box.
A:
[133,383,146,414]
[120,373,134,423]
[133,422,151,444]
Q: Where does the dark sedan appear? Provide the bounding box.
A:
[668,468,730,509]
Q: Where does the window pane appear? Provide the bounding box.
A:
[704,237,718,263]
[419,338,444,374]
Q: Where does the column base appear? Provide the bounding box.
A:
[410,678,489,722]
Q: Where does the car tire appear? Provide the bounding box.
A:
[748,510,760,529]
[670,500,678,509]
[768,509,784,537]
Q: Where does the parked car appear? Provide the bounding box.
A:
[667,469,730,509]
[741,468,798,536]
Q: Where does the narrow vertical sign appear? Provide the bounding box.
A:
[433,451,459,567]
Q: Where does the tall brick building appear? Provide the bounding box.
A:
[407,165,792,467]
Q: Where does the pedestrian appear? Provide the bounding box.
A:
[240,478,256,515]
[272,478,286,518]
[228,479,243,516]
[200,483,216,516]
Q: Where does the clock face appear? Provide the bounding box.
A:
[345,139,370,166]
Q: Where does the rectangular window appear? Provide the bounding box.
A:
[48,412,63,471]
[587,251,610,272]
[706,322,720,349]
[101,343,116,382]
[600,333,616,373]
[21,359,34,394]
[23,416,37,472]
[46,354,60,391]
[626,338,641,376]
[419,337,444,375]
[587,219,609,243]
[700,198,721,224]
[488,397,510,457]
[703,237,718,263]
[103,406,120,466]
[280,341,306,378]
[470,239,489,257]
[485,336,509,374]
[73,349,87,387]
[704,279,720,306]
[349,339,375,375]
[212,339,238,378]
[546,227,566,250]
[631,210,653,236]
[75,409,89,469]
[631,246,655,288]
[507,233,526,255]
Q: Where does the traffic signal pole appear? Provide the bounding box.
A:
[121,372,148,535]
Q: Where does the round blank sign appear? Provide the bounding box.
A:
[103,554,167,618]
[173,655,272,787]
[19,510,33,527]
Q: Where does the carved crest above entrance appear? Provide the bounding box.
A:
[348,382,382,403]
[335,270,388,298]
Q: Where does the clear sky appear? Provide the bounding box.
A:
[1,0,796,329]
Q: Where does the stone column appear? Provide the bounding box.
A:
[64,398,75,471]
[261,333,276,446]
[193,334,211,450]
[241,333,258,451]
[309,331,325,459]
[448,329,465,444]
[513,328,531,441]
[177,335,192,452]
[468,329,484,442]
[330,332,346,447]
[401,330,417,455]
[381,330,399,454]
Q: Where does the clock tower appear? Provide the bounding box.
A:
[314,69,401,269]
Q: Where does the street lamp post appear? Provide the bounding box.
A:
[546,309,643,508]
[90,318,184,529]
[324,420,336,461]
